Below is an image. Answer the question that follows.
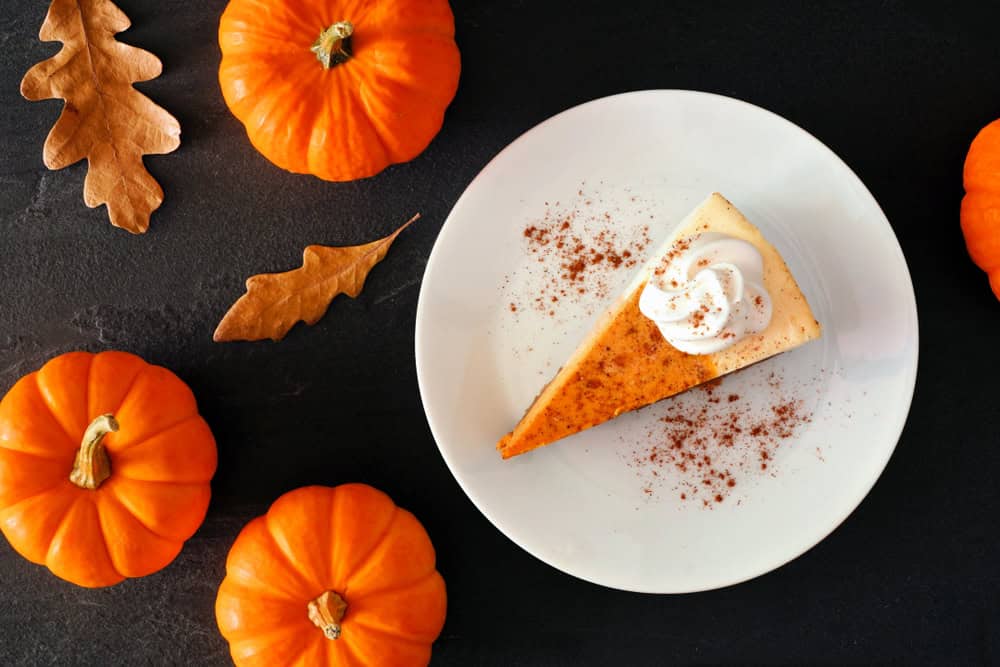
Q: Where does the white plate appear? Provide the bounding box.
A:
[415,90,917,593]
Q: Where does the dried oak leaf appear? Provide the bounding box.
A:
[214,214,420,342]
[21,0,181,234]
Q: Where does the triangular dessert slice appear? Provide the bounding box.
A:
[498,192,821,459]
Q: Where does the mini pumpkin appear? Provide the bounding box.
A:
[0,351,217,587]
[218,0,461,182]
[216,484,446,666]
[962,118,1000,300]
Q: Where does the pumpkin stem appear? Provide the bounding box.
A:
[311,21,353,69]
[69,414,118,490]
[307,590,347,640]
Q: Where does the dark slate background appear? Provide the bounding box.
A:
[1,0,998,664]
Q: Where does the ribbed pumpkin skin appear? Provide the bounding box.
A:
[218,0,461,181]
[962,118,1000,300]
[0,351,217,587]
[215,484,447,666]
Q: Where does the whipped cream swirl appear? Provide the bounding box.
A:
[638,233,772,354]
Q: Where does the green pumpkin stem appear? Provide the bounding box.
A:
[308,590,348,640]
[69,414,118,490]
[311,21,354,69]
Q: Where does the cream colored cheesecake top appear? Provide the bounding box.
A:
[638,193,821,377]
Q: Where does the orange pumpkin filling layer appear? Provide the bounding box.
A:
[498,287,717,459]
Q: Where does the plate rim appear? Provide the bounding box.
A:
[415,89,919,593]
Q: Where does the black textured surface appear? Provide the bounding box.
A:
[1,0,999,664]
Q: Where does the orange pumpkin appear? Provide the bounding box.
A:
[0,351,217,587]
[218,0,461,182]
[216,484,447,666]
[962,118,1000,300]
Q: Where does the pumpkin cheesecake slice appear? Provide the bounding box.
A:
[498,193,821,459]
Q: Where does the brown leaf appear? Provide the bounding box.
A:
[214,214,420,342]
[21,0,181,234]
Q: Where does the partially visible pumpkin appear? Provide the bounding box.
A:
[216,484,446,666]
[962,118,1000,300]
[0,351,217,587]
[218,0,461,182]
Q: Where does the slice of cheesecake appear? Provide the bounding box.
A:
[497,193,821,459]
